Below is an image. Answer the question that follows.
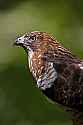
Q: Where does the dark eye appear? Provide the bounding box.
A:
[29,35,36,41]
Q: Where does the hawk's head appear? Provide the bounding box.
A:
[14,31,57,52]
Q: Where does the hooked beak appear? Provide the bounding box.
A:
[14,36,25,46]
[13,35,31,53]
[13,39,19,46]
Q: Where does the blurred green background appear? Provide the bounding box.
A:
[0,0,83,125]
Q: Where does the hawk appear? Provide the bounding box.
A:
[14,31,83,125]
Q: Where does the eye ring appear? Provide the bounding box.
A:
[29,35,36,41]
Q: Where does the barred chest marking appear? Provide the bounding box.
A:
[28,50,57,90]
[37,62,57,90]
[28,50,45,79]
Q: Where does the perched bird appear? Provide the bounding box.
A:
[14,31,83,124]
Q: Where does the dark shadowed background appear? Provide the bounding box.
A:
[0,0,83,125]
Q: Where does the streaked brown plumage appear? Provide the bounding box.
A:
[14,31,83,125]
